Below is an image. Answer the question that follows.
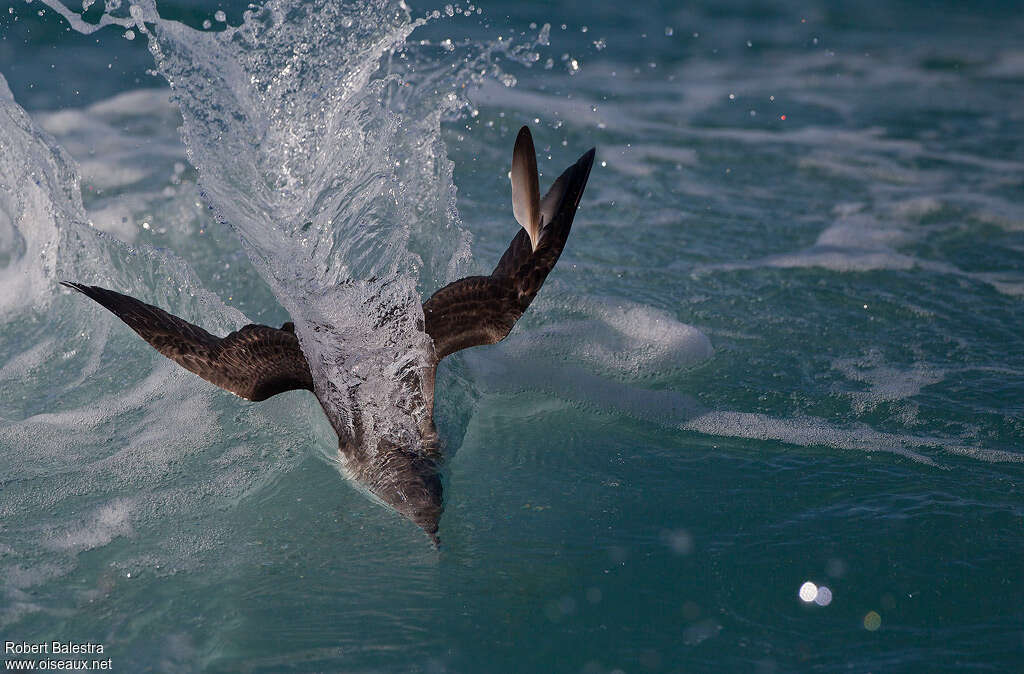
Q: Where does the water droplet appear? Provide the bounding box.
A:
[123,29,135,40]
[799,581,817,602]
[664,529,693,555]
[214,10,226,22]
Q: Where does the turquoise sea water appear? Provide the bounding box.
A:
[1,0,1022,671]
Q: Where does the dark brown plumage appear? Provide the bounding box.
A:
[61,126,595,542]
[423,144,595,360]
[59,283,314,401]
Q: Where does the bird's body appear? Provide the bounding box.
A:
[63,127,595,542]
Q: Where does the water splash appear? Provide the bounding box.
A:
[35,0,551,454]
[0,69,278,627]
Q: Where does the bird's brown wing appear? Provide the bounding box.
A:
[423,144,595,362]
[61,282,313,402]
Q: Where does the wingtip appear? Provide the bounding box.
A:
[511,124,541,252]
[59,282,119,309]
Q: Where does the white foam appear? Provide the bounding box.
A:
[683,411,941,464]
[503,297,713,380]
[49,500,134,552]
[696,206,1024,298]
[682,411,1024,465]
[0,154,64,316]
[832,350,945,413]
[891,196,943,220]
[0,338,57,383]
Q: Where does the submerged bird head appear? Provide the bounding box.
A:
[375,442,444,543]
[339,436,444,544]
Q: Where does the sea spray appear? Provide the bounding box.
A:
[34,0,554,456]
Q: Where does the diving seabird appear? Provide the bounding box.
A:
[62,126,595,542]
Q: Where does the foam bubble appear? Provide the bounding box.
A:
[891,196,943,220]
[0,338,57,383]
[682,411,1023,465]
[504,298,713,381]
[50,500,134,552]
[832,350,945,413]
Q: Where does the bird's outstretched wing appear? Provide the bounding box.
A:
[423,127,595,362]
[61,282,314,401]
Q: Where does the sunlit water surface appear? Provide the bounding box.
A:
[1,0,1022,671]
